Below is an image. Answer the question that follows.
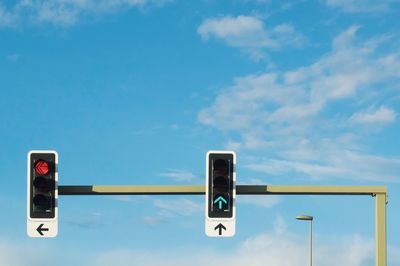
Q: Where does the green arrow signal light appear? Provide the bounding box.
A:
[214,195,228,209]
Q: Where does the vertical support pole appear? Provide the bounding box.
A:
[310,220,313,266]
[375,193,387,266]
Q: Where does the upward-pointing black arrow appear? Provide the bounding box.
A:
[36,224,49,236]
[214,223,226,235]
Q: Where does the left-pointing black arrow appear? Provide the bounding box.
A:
[37,224,49,236]
[214,223,226,235]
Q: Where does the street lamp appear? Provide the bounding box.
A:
[296,215,313,266]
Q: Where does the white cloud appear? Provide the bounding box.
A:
[198,15,268,45]
[0,4,16,27]
[158,169,200,182]
[152,198,203,216]
[113,195,149,202]
[197,15,305,60]
[0,0,170,27]
[0,217,398,266]
[350,106,396,124]
[246,159,346,179]
[238,195,281,208]
[326,0,400,13]
[198,72,308,132]
[6,53,20,62]
[0,239,57,266]
[138,198,202,226]
[90,217,399,266]
[198,26,400,182]
[1,226,399,266]
[113,195,203,224]
[141,215,169,225]
[246,150,400,182]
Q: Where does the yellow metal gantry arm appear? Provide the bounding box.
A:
[59,184,387,195]
[59,184,387,266]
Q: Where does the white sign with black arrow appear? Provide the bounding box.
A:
[27,221,57,238]
[205,219,235,237]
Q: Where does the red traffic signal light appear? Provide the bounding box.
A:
[35,160,49,176]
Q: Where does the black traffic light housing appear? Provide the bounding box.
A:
[28,151,57,219]
[207,151,236,219]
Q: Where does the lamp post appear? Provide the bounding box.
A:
[296,215,313,266]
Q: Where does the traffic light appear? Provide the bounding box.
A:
[27,150,58,237]
[205,151,236,237]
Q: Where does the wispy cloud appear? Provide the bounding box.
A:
[0,239,57,266]
[0,4,15,27]
[62,212,104,228]
[1,218,399,266]
[198,26,400,182]
[349,106,396,124]
[158,169,200,183]
[246,151,400,182]
[5,53,20,62]
[113,195,148,203]
[112,195,201,225]
[141,215,169,225]
[0,0,171,27]
[137,197,202,226]
[90,217,398,266]
[152,198,203,216]
[238,195,281,208]
[197,15,306,60]
[326,0,400,13]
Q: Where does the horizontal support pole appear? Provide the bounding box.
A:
[59,185,387,196]
[59,185,204,195]
[246,185,387,195]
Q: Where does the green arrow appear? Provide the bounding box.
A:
[214,196,227,209]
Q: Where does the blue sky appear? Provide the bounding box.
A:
[0,0,399,265]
